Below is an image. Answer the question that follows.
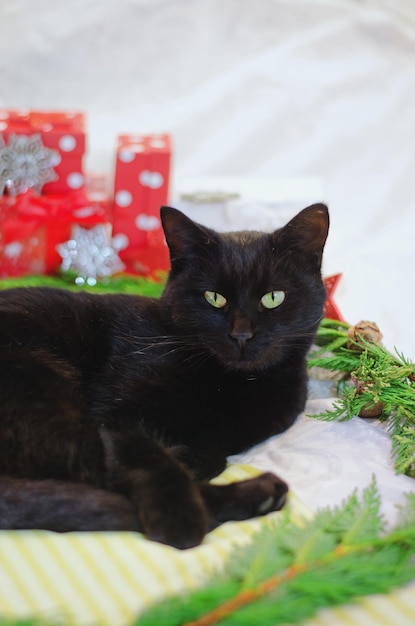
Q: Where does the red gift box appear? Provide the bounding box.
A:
[112,133,171,275]
[0,109,86,195]
[0,194,47,275]
[0,189,110,277]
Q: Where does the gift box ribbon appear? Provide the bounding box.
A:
[2,111,83,133]
[2,190,109,244]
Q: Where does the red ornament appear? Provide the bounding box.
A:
[324,273,344,321]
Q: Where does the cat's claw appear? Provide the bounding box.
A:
[258,494,276,514]
[259,491,287,514]
[244,472,289,516]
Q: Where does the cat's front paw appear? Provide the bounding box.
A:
[201,472,288,525]
[135,481,209,550]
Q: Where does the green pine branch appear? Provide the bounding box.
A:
[136,480,415,626]
[307,319,415,477]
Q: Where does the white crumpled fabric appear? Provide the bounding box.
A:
[232,402,415,528]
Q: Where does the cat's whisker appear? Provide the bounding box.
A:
[129,340,210,364]
[124,336,202,357]
[119,334,202,343]
[178,350,211,369]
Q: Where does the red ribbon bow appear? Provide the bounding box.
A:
[1,189,110,274]
[2,189,108,244]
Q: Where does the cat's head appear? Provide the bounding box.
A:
[160,204,329,372]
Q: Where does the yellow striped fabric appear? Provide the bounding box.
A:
[0,464,414,626]
[0,465,297,626]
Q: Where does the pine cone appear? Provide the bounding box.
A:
[347,321,383,349]
[358,401,385,419]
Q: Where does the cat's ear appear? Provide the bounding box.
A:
[273,203,329,265]
[160,206,219,264]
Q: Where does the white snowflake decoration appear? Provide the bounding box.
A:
[0,133,59,194]
[57,223,126,283]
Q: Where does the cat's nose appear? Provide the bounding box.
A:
[230,317,255,348]
[230,330,254,349]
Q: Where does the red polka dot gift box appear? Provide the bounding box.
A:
[112,134,172,276]
[0,109,86,195]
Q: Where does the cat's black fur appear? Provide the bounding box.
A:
[0,204,329,548]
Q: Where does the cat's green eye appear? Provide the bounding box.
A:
[204,291,227,309]
[260,291,285,310]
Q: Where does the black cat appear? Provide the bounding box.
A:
[0,203,329,548]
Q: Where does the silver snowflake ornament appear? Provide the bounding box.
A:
[0,133,59,194]
[57,223,126,283]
